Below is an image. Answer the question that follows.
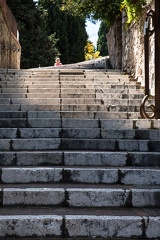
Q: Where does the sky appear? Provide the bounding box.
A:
[86,20,101,47]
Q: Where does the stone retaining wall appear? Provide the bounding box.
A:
[107,0,155,95]
[0,0,21,69]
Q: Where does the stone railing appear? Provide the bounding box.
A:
[0,0,21,69]
[107,0,155,95]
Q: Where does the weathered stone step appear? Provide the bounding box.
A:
[0,83,142,89]
[0,118,61,128]
[0,111,28,118]
[0,93,145,99]
[69,75,135,80]
[0,68,131,74]
[1,87,143,94]
[0,93,59,98]
[0,78,138,84]
[0,207,159,238]
[0,111,61,118]
[75,111,140,119]
[1,186,160,207]
[0,151,160,167]
[0,128,160,140]
[1,138,160,151]
[0,109,141,119]
[0,72,135,78]
[2,75,124,82]
[28,111,138,119]
[3,115,159,129]
[1,166,159,185]
[0,97,150,105]
[0,104,142,112]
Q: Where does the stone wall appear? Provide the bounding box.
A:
[0,0,21,69]
[107,0,155,95]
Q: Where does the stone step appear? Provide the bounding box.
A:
[1,138,160,151]
[0,78,138,84]
[0,77,136,84]
[2,80,137,85]
[0,98,150,105]
[1,87,144,94]
[0,109,141,119]
[0,93,145,99]
[0,128,160,140]
[1,118,159,129]
[0,72,135,78]
[0,151,160,167]
[1,186,160,207]
[59,76,133,80]
[3,74,134,81]
[0,67,159,240]
[58,111,140,119]
[0,83,142,89]
[0,118,61,127]
[0,68,122,73]
[0,111,61,118]
[0,104,142,112]
[0,207,159,238]
[0,167,159,185]
[36,111,139,119]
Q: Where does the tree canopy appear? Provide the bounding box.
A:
[97,21,109,56]
[38,0,88,64]
[61,0,122,25]
[61,0,147,25]
[6,0,148,69]
[7,0,59,68]
[6,0,88,68]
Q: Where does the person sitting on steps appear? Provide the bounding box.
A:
[54,57,63,66]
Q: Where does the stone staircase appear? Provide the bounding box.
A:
[0,68,160,239]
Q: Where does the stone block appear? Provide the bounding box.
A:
[67,189,130,207]
[3,188,65,205]
[146,217,160,238]
[65,168,118,183]
[0,215,62,237]
[65,216,143,238]
[120,168,160,185]
[19,128,60,138]
[1,167,62,183]
[12,139,61,150]
[118,140,149,151]
[132,189,160,207]
[0,139,11,150]
[64,151,127,166]
[101,119,133,130]
[16,151,63,166]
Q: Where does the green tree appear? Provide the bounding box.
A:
[7,0,59,68]
[61,0,122,26]
[38,0,88,64]
[97,21,109,56]
[61,0,147,25]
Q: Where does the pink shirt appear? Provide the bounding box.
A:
[54,62,62,66]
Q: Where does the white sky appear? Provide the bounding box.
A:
[86,20,101,47]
